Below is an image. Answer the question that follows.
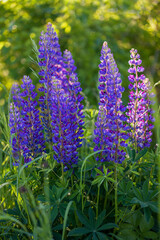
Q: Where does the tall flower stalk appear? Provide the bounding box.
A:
[38,23,64,144]
[38,23,84,168]
[94,41,128,164]
[9,76,45,164]
[126,48,154,150]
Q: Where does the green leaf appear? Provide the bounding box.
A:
[104,180,108,192]
[51,205,58,223]
[62,201,73,240]
[142,231,157,239]
[92,176,104,186]
[142,180,149,199]
[148,202,159,212]
[95,210,106,229]
[126,181,133,192]
[68,227,91,236]
[127,146,132,159]
[135,148,147,161]
[149,189,159,199]
[93,232,99,240]
[131,149,136,161]
[109,233,123,240]
[77,211,91,229]
[131,171,140,176]
[139,215,154,232]
[84,234,92,240]
[144,207,151,223]
[95,168,103,175]
[118,229,137,240]
[133,187,143,200]
[88,208,95,228]
[98,223,118,231]
[131,197,148,208]
[96,231,109,240]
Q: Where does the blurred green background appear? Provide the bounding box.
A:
[0,0,159,108]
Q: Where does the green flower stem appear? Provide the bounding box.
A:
[103,191,108,210]
[61,162,64,183]
[96,185,100,219]
[114,163,118,224]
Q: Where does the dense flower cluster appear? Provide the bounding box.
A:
[93,42,129,163]
[9,23,155,167]
[9,76,45,164]
[126,48,154,149]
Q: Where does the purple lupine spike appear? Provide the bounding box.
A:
[19,76,45,162]
[38,22,64,143]
[9,84,24,164]
[38,23,84,167]
[9,102,23,164]
[9,76,45,164]
[126,49,154,149]
[63,49,85,144]
[93,42,128,163]
[50,78,81,169]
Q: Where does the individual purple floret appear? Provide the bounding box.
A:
[9,76,45,164]
[126,48,154,149]
[93,41,128,163]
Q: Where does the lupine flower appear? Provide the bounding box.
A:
[94,41,128,163]
[63,49,85,143]
[38,23,84,167]
[126,48,154,149]
[9,84,24,164]
[49,51,84,168]
[49,52,84,168]
[50,78,79,168]
[9,102,23,164]
[38,22,64,143]
[9,76,45,164]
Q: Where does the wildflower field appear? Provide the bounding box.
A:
[0,19,160,240]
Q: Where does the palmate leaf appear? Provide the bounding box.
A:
[70,209,117,239]
[77,210,92,229]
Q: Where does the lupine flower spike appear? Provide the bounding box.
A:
[9,76,45,164]
[94,41,129,163]
[38,22,63,143]
[50,51,84,169]
[126,48,154,149]
[38,23,84,168]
